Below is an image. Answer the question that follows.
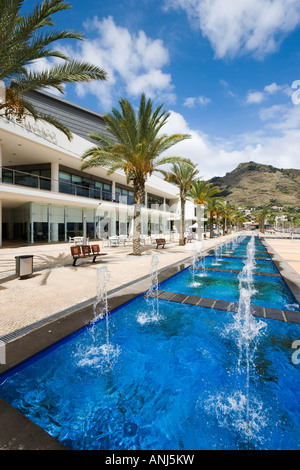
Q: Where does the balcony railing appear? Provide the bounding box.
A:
[0,166,115,202]
[1,167,174,211]
[1,166,52,191]
[0,167,141,207]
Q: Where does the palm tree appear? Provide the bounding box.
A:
[226,204,245,233]
[161,161,199,246]
[220,202,236,234]
[206,197,224,238]
[188,180,220,241]
[234,212,246,232]
[256,207,269,233]
[0,0,107,140]
[80,93,191,255]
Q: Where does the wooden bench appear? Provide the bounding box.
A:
[70,244,107,266]
[156,238,166,249]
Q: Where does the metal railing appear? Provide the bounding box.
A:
[1,166,114,202]
[1,166,51,190]
[0,166,171,210]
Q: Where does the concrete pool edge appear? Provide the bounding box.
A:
[0,235,299,450]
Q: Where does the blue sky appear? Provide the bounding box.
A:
[25,0,300,178]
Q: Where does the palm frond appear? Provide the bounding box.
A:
[0,0,107,136]
[13,61,107,94]
[80,94,192,189]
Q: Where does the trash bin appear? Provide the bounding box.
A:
[15,255,34,279]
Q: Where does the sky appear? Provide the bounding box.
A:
[24,0,300,179]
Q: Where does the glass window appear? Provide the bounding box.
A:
[15,172,38,188]
[41,169,51,179]
[59,171,71,182]
[81,177,93,187]
[71,175,82,184]
[2,170,13,183]
[40,177,51,191]
[59,171,73,194]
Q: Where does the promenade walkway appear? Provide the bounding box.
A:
[263,237,300,275]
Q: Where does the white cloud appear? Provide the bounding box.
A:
[245,82,291,105]
[219,79,236,98]
[164,0,300,59]
[160,107,300,179]
[126,69,175,103]
[59,16,176,110]
[198,95,211,106]
[264,82,282,94]
[259,104,286,121]
[183,97,197,108]
[246,91,265,104]
[183,95,211,107]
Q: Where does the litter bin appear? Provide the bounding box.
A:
[15,255,34,279]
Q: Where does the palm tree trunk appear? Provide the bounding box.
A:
[196,204,204,241]
[227,218,231,234]
[179,195,186,245]
[133,183,144,255]
[216,214,220,236]
[209,211,214,238]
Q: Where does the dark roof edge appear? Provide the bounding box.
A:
[26,89,105,120]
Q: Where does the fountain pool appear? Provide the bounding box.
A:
[0,235,299,450]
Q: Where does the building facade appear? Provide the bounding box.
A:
[0,90,196,246]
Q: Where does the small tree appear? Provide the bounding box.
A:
[257,207,269,233]
[188,180,220,240]
[161,161,199,245]
[206,197,223,238]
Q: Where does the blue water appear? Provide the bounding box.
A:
[0,235,300,450]
[202,255,278,273]
[161,269,300,311]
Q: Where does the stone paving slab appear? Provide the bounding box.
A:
[263,238,300,274]
[262,237,300,304]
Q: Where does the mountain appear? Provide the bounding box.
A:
[209,161,300,207]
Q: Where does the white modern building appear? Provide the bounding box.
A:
[0,90,197,246]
